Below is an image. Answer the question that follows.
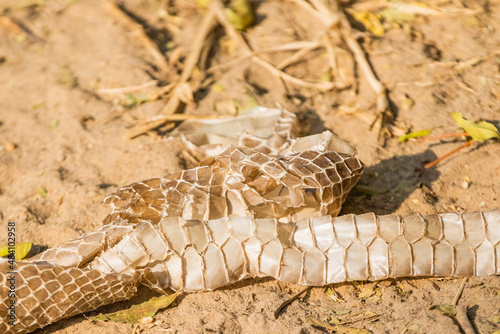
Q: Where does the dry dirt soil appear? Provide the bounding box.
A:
[1,0,500,333]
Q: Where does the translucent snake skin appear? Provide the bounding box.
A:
[1,107,499,333]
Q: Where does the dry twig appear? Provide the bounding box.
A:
[136,114,226,124]
[274,286,310,319]
[425,139,474,168]
[206,41,320,75]
[213,0,338,91]
[336,7,389,116]
[96,80,159,95]
[324,34,351,89]
[293,0,393,140]
[452,278,468,306]
[349,0,483,17]
[276,40,321,70]
[106,1,172,76]
[126,6,218,139]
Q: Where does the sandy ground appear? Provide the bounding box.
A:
[0,0,500,333]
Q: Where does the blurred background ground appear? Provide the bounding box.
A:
[0,0,499,333]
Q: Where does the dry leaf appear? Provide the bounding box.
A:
[224,0,254,31]
[353,12,384,36]
[344,311,380,324]
[358,286,376,300]
[91,293,178,324]
[0,242,32,260]
[325,286,344,302]
[450,112,500,141]
[36,187,47,198]
[394,282,406,297]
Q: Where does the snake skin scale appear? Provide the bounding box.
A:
[1,107,499,333]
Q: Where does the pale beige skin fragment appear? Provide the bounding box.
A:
[0,107,499,334]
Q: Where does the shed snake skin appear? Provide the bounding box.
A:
[1,107,499,333]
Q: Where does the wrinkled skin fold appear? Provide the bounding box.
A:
[1,107,499,333]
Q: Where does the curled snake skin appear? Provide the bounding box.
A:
[1,107,499,333]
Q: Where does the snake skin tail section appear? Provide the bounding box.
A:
[0,260,140,334]
[86,209,500,293]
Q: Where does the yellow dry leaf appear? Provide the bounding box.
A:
[224,0,254,31]
[0,242,32,260]
[90,293,178,324]
[358,287,376,300]
[450,112,500,141]
[353,12,384,37]
[325,286,344,302]
[394,281,406,297]
[36,187,47,198]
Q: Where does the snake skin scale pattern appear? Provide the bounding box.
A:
[1,107,499,333]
